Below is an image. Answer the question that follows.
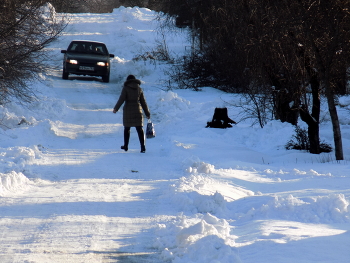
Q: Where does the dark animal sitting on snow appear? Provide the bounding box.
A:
[206,107,236,128]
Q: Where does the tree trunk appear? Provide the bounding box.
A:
[308,123,320,154]
[325,83,344,160]
[273,88,299,126]
[335,66,347,95]
[309,75,321,154]
[299,107,320,154]
[309,37,344,160]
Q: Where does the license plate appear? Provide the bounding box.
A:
[79,66,94,71]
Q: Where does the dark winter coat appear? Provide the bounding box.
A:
[113,79,150,127]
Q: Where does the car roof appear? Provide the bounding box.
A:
[71,40,106,45]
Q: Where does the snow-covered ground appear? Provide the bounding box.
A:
[1,6,350,263]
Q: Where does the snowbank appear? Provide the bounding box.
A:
[155,213,241,263]
[0,171,31,196]
[235,194,350,224]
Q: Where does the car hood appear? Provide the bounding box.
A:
[66,53,109,62]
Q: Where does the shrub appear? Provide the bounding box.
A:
[286,126,332,153]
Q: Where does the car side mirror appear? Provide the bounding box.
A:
[109,54,114,58]
[61,50,67,53]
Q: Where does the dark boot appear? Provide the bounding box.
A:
[136,126,146,153]
[121,127,130,151]
[140,145,146,153]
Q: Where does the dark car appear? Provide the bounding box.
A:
[61,40,114,83]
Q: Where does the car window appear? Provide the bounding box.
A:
[68,42,108,55]
[94,45,108,55]
[68,43,84,52]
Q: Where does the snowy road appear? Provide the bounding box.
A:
[0,178,163,262]
[0,71,168,262]
[0,11,174,259]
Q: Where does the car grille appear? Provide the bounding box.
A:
[79,62,95,66]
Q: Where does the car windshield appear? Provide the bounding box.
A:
[68,42,108,55]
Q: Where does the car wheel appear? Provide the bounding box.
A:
[62,68,69,79]
[102,73,110,83]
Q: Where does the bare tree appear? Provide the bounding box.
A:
[305,1,348,160]
[83,0,120,13]
[163,0,349,159]
[0,0,67,104]
[279,0,350,160]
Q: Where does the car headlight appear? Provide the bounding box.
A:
[97,62,108,67]
[67,59,78,64]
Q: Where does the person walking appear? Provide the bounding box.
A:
[113,75,151,153]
